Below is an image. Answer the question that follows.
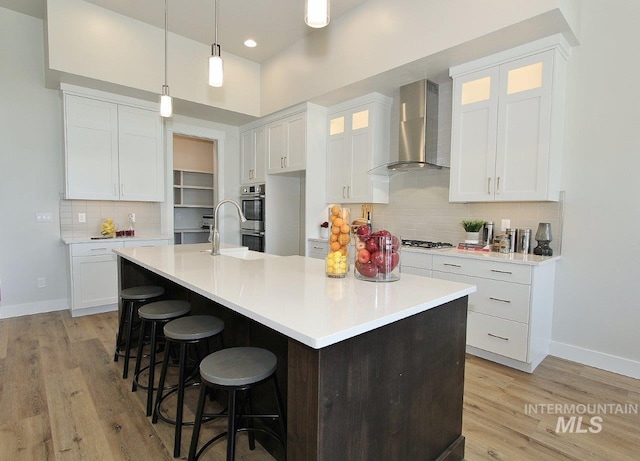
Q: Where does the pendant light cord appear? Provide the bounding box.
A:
[214,0,218,47]
[164,0,168,86]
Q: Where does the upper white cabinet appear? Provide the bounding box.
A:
[326,93,392,204]
[240,126,266,184]
[63,87,164,202]
[267,112,306,174]
[449,35,570,202]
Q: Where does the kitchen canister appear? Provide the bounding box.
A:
[495,235,510,253]
[506,228,516,253]
[517,228,532,254]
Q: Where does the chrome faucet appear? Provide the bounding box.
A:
[210,199,247,255]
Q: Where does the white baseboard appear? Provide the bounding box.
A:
[0,298,68,319]
[70,303,118,318]
[550,341,640,380]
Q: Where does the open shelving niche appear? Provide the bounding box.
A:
[173,135,216,245]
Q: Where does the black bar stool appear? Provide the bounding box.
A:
[131,300,191,416]
[152,315,225,458]
[114,285,165,379]
[188,347,287,461]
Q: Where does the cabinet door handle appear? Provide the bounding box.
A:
[496,176,501,194]
[490,269,513,275]
[444,263,462,268]
[346,186,350,198]
[281,157,284,168]
[488,333,509,341]
[342,186,346,198]
[284,156,287,168]
[489,297,512,303]
[121,183,125,197]
[488,177,492,195]
[91,247,107,251]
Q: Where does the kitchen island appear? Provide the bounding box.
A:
[114,243,476,461]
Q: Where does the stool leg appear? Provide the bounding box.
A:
[114,299,128,362]
[188,382,208,461]
[174,342,188,457]
[146,320,158,416]
[246,390,256,451]
[122,300,136,379]
[226,389,238,461]
[132,318,146,388]
[274,377,287,448]
[153,339,172,424]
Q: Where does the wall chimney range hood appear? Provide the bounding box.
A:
[369,79,448,175]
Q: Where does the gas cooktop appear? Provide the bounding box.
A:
[401,239,454,249]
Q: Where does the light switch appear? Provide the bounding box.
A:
[78,213,86,223]
[501,219,511,231]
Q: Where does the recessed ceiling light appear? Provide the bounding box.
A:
[244,39,257,48]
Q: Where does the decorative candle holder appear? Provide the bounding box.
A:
[533,222,553,256]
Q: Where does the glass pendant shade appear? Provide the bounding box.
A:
[160,86,172,117]
[209,47,223,87]
[305,0,330,28]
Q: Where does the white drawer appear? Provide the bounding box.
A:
[402,266,432,278]
[433,271,530,323]
[308,240,328,260]
[123,239,170,248]
[70,241,123,257]
[467,311,529,362]
[433,255,531,284]
[401,251,433,271]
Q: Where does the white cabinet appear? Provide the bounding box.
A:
[240,126,266,184]
[307,239,329,259]
[63,91,164,202]
[431,254,557,373]
[267,113,306,174]
[449,35,570,202]
[401,250,433,277]
[68,239,169,317]
[326,94,392,204]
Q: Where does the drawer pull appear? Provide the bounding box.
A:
[91,247,108,251]
[444,263,462,268]
[489,297,511,303]
[490,269,513,275]
[312,246,323,250]
[487,333,509,341]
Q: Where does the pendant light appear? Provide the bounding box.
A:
[305,0,330,28]
[160,0,172,117]
[208,0,223,87]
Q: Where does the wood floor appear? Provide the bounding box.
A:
[0,310,638,460]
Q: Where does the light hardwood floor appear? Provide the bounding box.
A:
[0,310,638,460]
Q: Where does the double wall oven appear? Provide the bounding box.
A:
[240,184,265,252]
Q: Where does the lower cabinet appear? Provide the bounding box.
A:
[307,239,328,259]
[68,239,169,317]
[401,250,433,277]
[431,254,557,373]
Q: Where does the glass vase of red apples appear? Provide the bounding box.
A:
[354,225,401,282]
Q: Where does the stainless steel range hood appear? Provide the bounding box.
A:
[369,79,448,175]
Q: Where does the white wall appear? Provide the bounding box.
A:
[261,0,577,114]
[0,8,68,316]
[47,0,261,117]
[550,0,640,377]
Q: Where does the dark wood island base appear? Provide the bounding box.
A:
[118,255,468,461]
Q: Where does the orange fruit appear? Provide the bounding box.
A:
[339,233,351,245]
[334,217,344,227]
[331,226,341,235]
[330,234,338,242]
[340,223,350,234]
[331,205,341,216]
[330,241,341,251]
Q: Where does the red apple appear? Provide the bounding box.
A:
[365,239,379,253]
[355,260,378,278]
[390,236,400,252]
[357,249,371,264]
[356,225,371,238]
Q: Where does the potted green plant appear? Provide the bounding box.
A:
[461,220,485,244]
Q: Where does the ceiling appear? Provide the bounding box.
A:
[0,0,367,63]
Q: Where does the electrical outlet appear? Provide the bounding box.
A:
[129,212,136,223]
[78,212,86,223]
[501,219,511,231]
[35,213,52,223]
[37,277,46,288]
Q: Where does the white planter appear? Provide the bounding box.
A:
[320,227,329,239]
[465,231,480,244]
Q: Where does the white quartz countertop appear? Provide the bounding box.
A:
[402,246,561,266]
[114,243,476,349]
[62,234,172,244]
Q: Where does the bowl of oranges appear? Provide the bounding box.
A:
[325,205,351,278]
